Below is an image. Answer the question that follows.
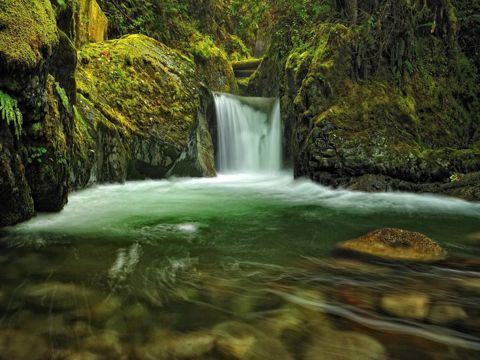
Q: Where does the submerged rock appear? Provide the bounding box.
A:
[0,329,48,360]
[380,293,430,321]
[213,321,294,360]
[65,352,105,360]
[83,330,124,360]
[336,228,447,262]
[136,331,215,360]
[304,330,387,360]
[22,281,97,310]
[428,304,468,326]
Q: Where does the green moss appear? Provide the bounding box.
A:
[72,103,95,158]
[0,0,58,70]
[55,82,70,111]
[0,90,23,139]
[76,34,200,149]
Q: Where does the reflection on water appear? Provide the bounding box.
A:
[1,174,480,359]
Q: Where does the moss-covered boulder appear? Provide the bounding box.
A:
[74,34,216,183]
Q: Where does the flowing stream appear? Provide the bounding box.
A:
[1,95,480,359]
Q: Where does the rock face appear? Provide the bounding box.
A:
[0,0,64,224]
[248,2,480,200]
[75,0,108,47]
[336,228,447,262]
[74,34,216,186]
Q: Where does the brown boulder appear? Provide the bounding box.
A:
[336,228,447,262]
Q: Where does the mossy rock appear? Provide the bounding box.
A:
[76,34,216,181]
[189,32,238,93]
[277,20,480,199]
[25,75,70,212]
[0,0,58,71]
[77,34,197,147]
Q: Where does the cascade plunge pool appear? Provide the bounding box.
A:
[1,173,480,359]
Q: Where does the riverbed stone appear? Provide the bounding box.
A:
[456,278,480,295]
[136,330,215,360]
[22,281,98,310]
[304,330,387,360]
[213,321,294,360]
[91,296,123,324]
[65,352,105,360]
[83,330,124,359]
[380,293,430,321]
[428,304,468,325]
[336,228,447,262]
[0,329,48,360]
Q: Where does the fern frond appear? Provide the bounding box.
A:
[0,90,23,139]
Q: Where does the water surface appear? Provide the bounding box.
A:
[1,173,480,359]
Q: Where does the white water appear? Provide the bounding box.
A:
[8,174,480,237]
[215,93,282,173]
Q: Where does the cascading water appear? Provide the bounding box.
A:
[214,93,282,173]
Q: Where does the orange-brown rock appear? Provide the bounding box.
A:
[336,228,447,263]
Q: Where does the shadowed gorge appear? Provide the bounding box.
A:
[1,1,480,359]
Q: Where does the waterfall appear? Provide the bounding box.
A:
[214,93,282,173]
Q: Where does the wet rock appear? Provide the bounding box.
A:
[124,302,153,336]
[0,329,48,360]
[338,285,377,311]
[213,321,294,360]
[136,331,215,360]
[255,306,305,338]
[380,293,430,321]
[305,330,387,360]
[83,330,124,360]
[336,228,447,262]
[456,278,480,295]
[316,258,392,275]
[65,352,105,360]
[21,312,71,342]
[73,321,93,338]
[91,296,122,324]
[22,281,97,310]
[428,304,468,325]
[467,232,480,244]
